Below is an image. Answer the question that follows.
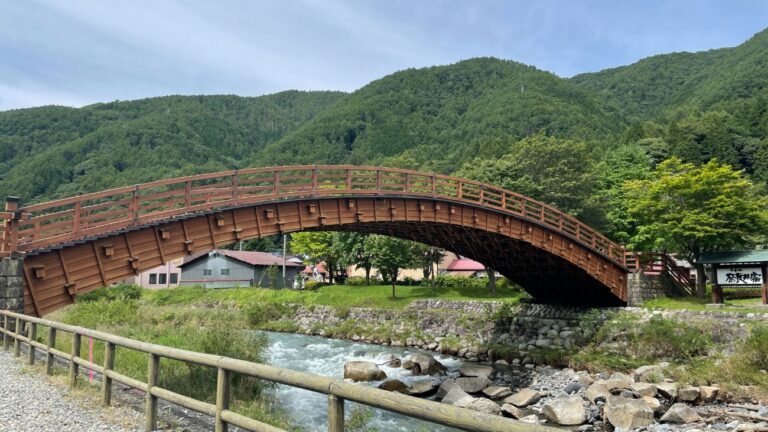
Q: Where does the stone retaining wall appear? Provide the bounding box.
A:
[0,257,24,314]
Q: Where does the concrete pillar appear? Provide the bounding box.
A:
[0,257,25,314]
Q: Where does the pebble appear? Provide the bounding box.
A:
[0,351,141,431]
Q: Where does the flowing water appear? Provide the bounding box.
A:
[261,331,468,432]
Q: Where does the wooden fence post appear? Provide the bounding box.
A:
[46,327,56,375]
[215,367,231,432]
[102,342,116,406]
[146,353,160,431]
[328,394,344,432]
[70,332,81,387]
[27,322,37,365]
[14,317,22,357]
[3,315,9,352]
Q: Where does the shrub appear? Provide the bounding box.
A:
[345,277,368,286]
[737,324,768,370]
[304,281,329,290]
[432,275,486,291]
[61,299,139,328]
[78,284,142,303]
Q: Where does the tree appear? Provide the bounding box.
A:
[336,232,375,285]
[290,232,345,283]
[624,157,768,297]
[412,243,444,288]
[366,235,419,298]
[456,133,597,218]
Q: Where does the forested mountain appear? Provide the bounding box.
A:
[0,91,345,201]
[2,27,768,244]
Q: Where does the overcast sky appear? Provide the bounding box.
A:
[1,0,767,111]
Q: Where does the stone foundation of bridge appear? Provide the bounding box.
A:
[626,272,676,306]
[0,257,25,314]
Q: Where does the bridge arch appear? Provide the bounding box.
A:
[0,166,628,316]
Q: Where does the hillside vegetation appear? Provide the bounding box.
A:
[3,28,768,243]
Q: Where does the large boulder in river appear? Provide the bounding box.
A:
[482,386,512,400]
[455,377,491,394]
[378,379,408,394]
[504,388,541,407]
[436,379,457,399]
[406,353,447,375]
[344,361,387,382]
[459,365,494,379]
[442,386,475,407]
[409,380,439,397]
[466,398,501,415]
[541,395,587,426]
[604,396,655,430]
[661,403,701,423]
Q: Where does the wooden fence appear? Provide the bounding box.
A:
[0,165,625,266]
[0,310,559,432]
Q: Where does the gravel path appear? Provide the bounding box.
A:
[0,350,142,432]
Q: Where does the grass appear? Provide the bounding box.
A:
[146,282,524,310]
[644,295,767,313]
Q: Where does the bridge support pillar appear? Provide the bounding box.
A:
[0,256,25,314]
[626,272,677,306]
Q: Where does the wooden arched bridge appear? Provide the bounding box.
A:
[0,166,630,316]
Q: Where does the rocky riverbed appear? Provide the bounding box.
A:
[344,352,768,431]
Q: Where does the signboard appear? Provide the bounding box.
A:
[716,267,763,286]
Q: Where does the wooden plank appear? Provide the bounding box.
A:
[21,264,41,317]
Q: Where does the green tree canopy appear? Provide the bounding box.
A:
[624,157,768,296]
[366,235,419,298]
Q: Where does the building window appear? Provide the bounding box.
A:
[221,269,230,276]
[149,274,157,284]
[203,269,212,276]
[170,273,178,284]
[159,273,167,284]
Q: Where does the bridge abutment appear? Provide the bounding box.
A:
[0,257,25,314]
[626,272,675,306]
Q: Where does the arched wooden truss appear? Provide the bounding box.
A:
[0,166,629,316]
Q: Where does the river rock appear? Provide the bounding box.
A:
[455,377,491,394]
[383,354,401,368]
[436,379,457,399]
[409,380,439,397]
[466,397,502,415]
[604,396,654,430]
[378,379,409,394]
[501,403,529,419]
[642,396,663,414]
[699,386,719,402]
[442,386,474,407]
[656,382,678,400]
[661,403,702,423]
[601,373,634,391]
[634,365,664,383]
[518,415,540,424]
[678,386,700,402]
[585,383,611,404]
[344,361,387,382]
[407,353,447,376]
[504,388,542,407]
[631,382,658,397]
[542,395,587,426]
[482,386,512,400]
[459,365,494,379]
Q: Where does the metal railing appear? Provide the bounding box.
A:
[0,165,625,266]
[0,310,558,432]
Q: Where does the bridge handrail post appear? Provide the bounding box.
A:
[311,166,318,193]
[184,181,192,208]
[13,317,21,357]
[4,196,21,254]
[431,174,436,197]
[272,170,280,196]
[215,367,231,432]
[231,170,239,206]
[131,186,140,224]
[72,201,81,234]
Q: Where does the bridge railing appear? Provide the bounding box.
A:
[0,310,557,432]
[1,165,625,265]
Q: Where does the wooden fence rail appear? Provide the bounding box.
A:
[0,165,625,266]
[0,310,559,432]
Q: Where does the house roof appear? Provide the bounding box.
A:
[179,250,303,268]
[446,258,485,271]
[303,262,327,274]
[699,250,768,264]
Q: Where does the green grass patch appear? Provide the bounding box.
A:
[643,295,767,313]
[144,282,524,310]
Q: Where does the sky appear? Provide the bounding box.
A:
[1,0,767,111]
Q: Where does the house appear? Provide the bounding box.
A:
[126,257,184,289]
[178,250,303,288]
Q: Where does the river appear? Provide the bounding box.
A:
[262,330,468,432]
